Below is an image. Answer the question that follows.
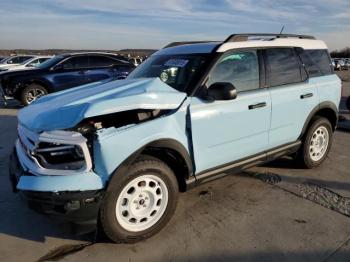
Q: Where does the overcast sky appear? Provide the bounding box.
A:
[0,0,349,51]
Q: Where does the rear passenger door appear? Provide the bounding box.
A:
[265,48,319,148]
[190,49,272,173]
[86,55,133,83]
[85,55,118,83]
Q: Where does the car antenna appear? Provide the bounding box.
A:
[279,25,285,35]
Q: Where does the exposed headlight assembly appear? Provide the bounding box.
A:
[17,125,92,176]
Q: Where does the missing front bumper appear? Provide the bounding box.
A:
[9,149,105,225]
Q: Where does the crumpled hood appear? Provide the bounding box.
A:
[18,78,187,132]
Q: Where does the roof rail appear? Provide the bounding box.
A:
[163,41,217,49]
[224,33,315,43]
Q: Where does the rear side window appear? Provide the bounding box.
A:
[62,56,89,69]
[89,56,118,67]
[298,49,333,77]
[265,48,302,87]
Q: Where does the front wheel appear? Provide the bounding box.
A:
[100,155,179,243]
[20,84,48,106]
[298,116,333,168]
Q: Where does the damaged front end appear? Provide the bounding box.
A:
[16,125,92,176]
[9,77,189,226]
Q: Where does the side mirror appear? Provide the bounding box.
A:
[207,82,237,101]
[116,75,127,80]
[52,64,63,71]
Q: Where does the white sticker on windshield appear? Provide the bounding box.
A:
[165,59,189,68]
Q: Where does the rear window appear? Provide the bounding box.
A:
[298,49,333,77]
[265,48,302,87]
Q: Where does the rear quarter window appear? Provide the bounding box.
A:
[298,49,333,77]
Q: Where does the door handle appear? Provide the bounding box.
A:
[300,93,313,99]
[248,102,267,110]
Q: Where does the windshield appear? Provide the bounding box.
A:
[127,54,209,92]
[36,55,64,69]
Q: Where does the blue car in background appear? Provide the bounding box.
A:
[0,52,135,105]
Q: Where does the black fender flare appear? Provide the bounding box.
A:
[299,101,338,139]
[106,138,193,188]
[143,139,193,176]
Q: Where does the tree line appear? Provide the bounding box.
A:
[330,47,350,58]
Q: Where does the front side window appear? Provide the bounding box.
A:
[37,56,65,69]
[26,59,38,67]
[207,50,260,92]
[265,48,302,87]
[62,56,89,70]
[38,58,50,63]
[127,54,208,92]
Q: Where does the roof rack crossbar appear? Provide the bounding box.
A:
[224,33,315,43]
[163,41,217,49]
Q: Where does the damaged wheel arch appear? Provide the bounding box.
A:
[106,139,194,193]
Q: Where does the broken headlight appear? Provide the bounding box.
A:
[33,142,86,170]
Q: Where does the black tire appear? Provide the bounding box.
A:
[100,155,179,243]
[298,116,333,169]
[20,84,48,106]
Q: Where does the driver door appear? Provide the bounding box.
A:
[189,49,272,174]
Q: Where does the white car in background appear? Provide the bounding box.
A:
[0,55,35,69]
[0,56,52,72]
[128,57,143,67]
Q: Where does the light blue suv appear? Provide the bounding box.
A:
[9,34,341,243]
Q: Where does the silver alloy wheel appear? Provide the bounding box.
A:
[26,88,45,104]
[309,126,329,162]
[115,174,169,232]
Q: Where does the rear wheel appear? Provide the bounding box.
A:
[298,116,333,168]
[20,84,48,106]
[100,155,179,243]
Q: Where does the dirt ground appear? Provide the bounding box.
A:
[0,72,350,262]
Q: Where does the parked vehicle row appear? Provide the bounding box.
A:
[0,55,36,69]
[0,56,52,72]
[9,33,341,243]
[1,52,135,105]
[332,58,350,70]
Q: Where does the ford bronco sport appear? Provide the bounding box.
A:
[9,34,341,243]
